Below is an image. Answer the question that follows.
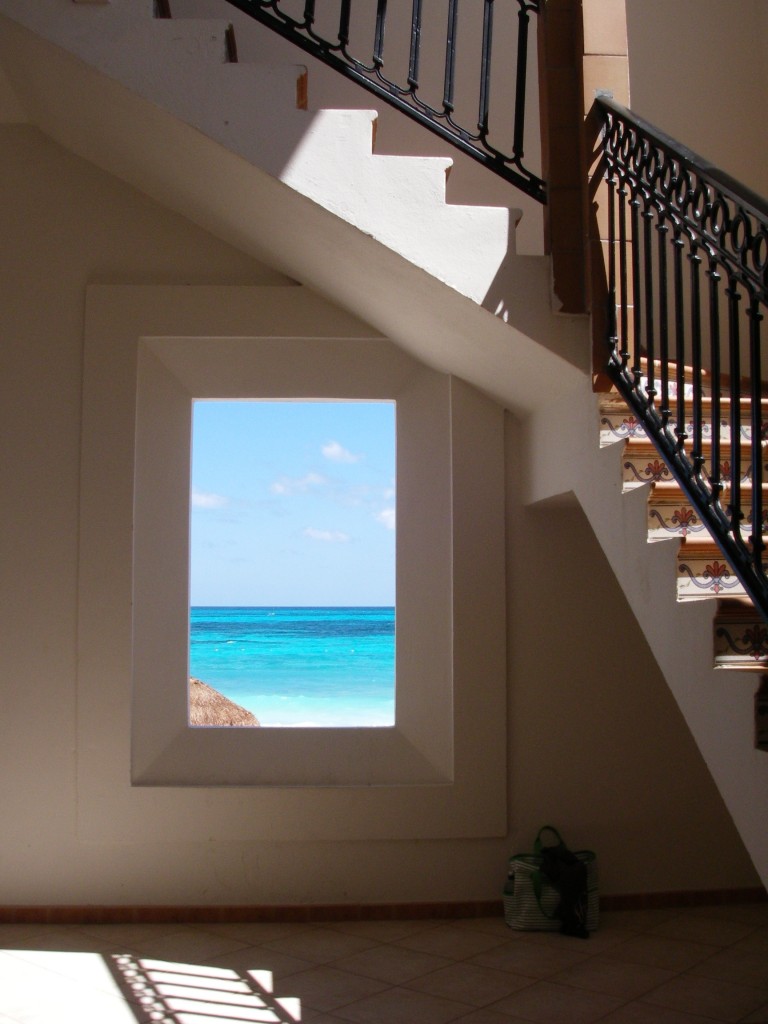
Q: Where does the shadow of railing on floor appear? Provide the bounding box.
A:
[107,952,302,1023]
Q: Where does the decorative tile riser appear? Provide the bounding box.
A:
[622,443,765,490]
[677,557,747,600]
[600,402,768,449]
[714,606,768,670]
[647,487,768,542]
[676,542,767,601]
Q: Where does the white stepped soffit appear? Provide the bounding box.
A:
[0,4,589,416]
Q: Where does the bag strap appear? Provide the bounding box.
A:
[534,825,565,855]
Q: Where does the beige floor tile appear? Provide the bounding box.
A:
[405,962,534,1006]
[0,970,144,1024]
[3,949,138,1004]
[682,904,768,928]
[260,928,378,965]
[112,926,250,963]
[326,919,442,942]
[598,1002,720,1023]
[448,918,515,938]
[469,940,592,979]
[488,979,623,1023]
[332,943,453,984]
[598,908,680,930]
[604,933,716,971]
[190,921,316,945]
[271,965,389,1013]
[732,927,768,954]
[509,925,635,955]
[208,942,316,980]
[0,925,65,947]
[739,1002,768,1023]
[74,922,193,949]
[331,985,472,1023]
[642,973,768,1020]
[551,954,676,998]
[647,913,759,947]
[0,927,119,955]
[687,946,768,990]
[394,925,510,960]
[450,1010,541,1024]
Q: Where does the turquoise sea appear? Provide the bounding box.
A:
[189,606,395,727]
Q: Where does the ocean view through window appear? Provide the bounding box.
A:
[189,400,396,727]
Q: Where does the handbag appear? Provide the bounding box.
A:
[503,826,599,936]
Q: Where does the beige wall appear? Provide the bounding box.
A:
[626,0,768,195]
[0,124,759,905]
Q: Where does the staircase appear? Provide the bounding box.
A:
[0,0,587,417]
[600,390,768,668]
[2,0,768,888]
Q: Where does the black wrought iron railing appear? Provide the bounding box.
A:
[597,97,768,621]
[213,0,544,203]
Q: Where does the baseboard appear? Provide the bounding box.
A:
[0,889,765,925]
[599,887,768,912]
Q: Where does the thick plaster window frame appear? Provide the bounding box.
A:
[77,285,506,839]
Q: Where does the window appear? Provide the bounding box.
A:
[189,399,396,728]
[78,284,506,839]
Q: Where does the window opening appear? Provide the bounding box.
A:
[189,400,396,728]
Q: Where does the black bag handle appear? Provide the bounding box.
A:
[534,825,565,855]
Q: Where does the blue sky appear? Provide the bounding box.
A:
[190,400,396,606]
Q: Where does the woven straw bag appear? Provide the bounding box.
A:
[503,826,599,933]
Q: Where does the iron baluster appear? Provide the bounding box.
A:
[629,184,642,386]
[443,0,459,115]
[618,171,629,366]
[373,0,387,68]
[706,258,724,514]
[408,0,422,91]
[479,0,494,138]
[643,203,656,405]
[672,224,687,452]
[749,298,765,570]
[656,217,671,431]
[727,279,742,547]
[688,241,704,479]
[338,0,351,49]
[512,1,530,164]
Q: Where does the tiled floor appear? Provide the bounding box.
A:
[1,903,768,1023]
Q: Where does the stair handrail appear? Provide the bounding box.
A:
[214,0,545,203]
[596,96,768,621]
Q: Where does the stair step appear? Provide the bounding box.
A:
[677,538,744,600]
[647,481,768,541]
[600,395,768,447]
[714,599,768,669]
[621,436,764,489]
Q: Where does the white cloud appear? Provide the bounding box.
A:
[322,440,361,463]
[191,489,229,509]
[270,472,327,496]
[376,507,396,531]
[303,527,350,543]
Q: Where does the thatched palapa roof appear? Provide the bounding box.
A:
[188,677,260,727]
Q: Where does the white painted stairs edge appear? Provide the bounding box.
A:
[521,379,768,890]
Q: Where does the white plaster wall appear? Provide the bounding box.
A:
[626,0,768,195]
[168,0,546,256]
[0,125,760,904]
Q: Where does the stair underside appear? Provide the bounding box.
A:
[0,4,588,417]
